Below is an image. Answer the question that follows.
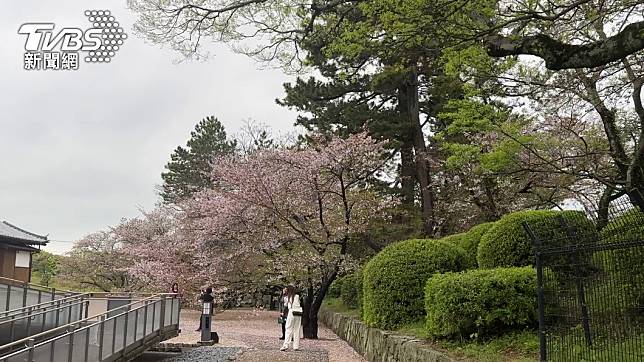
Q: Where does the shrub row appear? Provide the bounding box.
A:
[424,266,537,339]
[362,239,469,329]
[345,207,642,342]
[477,210,596,268]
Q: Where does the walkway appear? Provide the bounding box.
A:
[164,309,365,362]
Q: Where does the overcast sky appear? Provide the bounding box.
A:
[0,1,299,254]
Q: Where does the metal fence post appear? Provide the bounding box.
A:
[122,309,129,356]
[6,285,11,311]
[523,222,547,362]
[98,315,106,361]
[159,296,166,330]
[112,316,117,356]
[22,283,28,308]
[133,308,139,342]
[27,338,35,362]
[142,301,149,339]
[25,306,32,336]
[67,324,76,362]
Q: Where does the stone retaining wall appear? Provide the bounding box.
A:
[319,309,451,362]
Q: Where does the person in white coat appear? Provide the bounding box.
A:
[280,285,303,351]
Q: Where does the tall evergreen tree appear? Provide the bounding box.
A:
[161,116,237,203]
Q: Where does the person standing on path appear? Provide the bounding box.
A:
[280,285,303,352]
[279,287,289,340]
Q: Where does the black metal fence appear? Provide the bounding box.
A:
[524,197,644,361]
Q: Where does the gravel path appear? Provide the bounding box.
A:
[163,309,365,362]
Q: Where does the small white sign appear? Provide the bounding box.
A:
[15,251,31,268]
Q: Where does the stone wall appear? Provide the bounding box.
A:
[319,309,451,362]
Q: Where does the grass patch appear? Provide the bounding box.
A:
[322,297,360,318]
[435,329,539,361]
[395,321,538,361]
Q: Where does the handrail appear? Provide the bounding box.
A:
[0,293,91,319]
[0,300,86,327]
[0,276,76,295]
[0,293,178,354]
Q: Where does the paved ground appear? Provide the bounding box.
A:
[159,309,366,362]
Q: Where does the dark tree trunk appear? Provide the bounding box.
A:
[300,272,335,339]
[400,66,436,236]
[400,135,416,207]
[597,187,613,231]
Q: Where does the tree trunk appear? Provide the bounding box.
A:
[400,135,416,207]
[400,66,436,236]
[300,272,335,339]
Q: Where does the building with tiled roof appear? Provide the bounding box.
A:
[0,221,48,282]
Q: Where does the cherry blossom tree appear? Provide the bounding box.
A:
[114,208,211,300]
[186,132,391,338]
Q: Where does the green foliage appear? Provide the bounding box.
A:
[461,222,495,262]
[321,297,360,318]
[436,330,539,362]
[598,209,644,313]
[424,266,537,339]
[327,277,344,298]
[31,251,60,287]
[161,116,237,203]
[549,332,644,361]
[440,233,476,269]
[355,267,364,318]
[362,239,469,329]
[477,210,596,268]
[340,273,359,308]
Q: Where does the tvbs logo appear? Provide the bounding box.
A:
[18,10,127,71]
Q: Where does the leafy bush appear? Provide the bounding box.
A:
[340,273,359,308]
[327,277,344,298]
[355,267,364,317]
[441,232,477,269]
[477,210,596,268]
[425,266,537,339]
[461,222,495,262]
[598,209,644,313]
[363,239,469,329]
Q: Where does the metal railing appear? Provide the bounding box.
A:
[0,278,77,313]
[0,299,87,346]
[0,293,180,362]
[0,294,90,321]
[525,196,644,361]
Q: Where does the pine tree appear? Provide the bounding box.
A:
[161,116,237,203]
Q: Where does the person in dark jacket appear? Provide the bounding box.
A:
[278,287,288,339]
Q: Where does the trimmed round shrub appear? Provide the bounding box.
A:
[461,222,495,262]
[340,273,359,308]
[441,233,476,269]
[363,239,470,329]
[477,210,596,269]
[425,266,537,339]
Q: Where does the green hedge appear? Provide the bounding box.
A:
[425,266,537,339]
[599,209,644,313]
[363,239,469,329]
[477,210,596,268]
[461,222,495,262]
[441,233,476,268]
